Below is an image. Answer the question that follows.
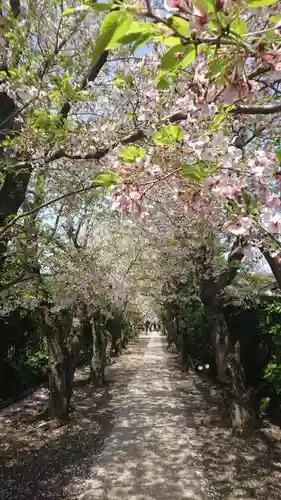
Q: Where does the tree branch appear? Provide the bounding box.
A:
[233,102,281,115]
[0,182,101,237]
[260,248,281,291]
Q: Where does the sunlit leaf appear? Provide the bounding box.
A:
[160,36,181,47]
[269,15,281,22]
[181,49,196,68]
[181,164,205,181]
[248,0,277,6]
[94,171,122,187]
[157,76,170,91]
[276,150,281,162]
[170,17,191,37]
[161,44,191,71]
[88,2,112,10]
[106,13,133,48]
[118,146,146,163]
[153,125,183,145]
[92,10,130,66]
[231,18,247,35]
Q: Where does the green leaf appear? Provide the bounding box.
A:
[94,171,121,187]
[161,36,181,47]
[118,146,146,163]
[181,48,196,68]
[231,18,247,35]
[106,12,133,48]
[157,76,170,91]
[161,44,190,71]
[269,15,281,22]
[170,17,191,37]
[111,32,144,46]
[166,125,183,141]
[276,150,281,162]
[89,2,112,10]
[62,5,89,16]
[153,124,183,145]
[204,0,216,12]
[92,10,129,66]
[248,0,277,6]
[132,33,153,51]
[181,164,205,182]
[107,20,154,50]
[113,77,126,89]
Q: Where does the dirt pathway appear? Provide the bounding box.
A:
[0,337,149,499]
[1,333,281,500]
[79,332,211,500]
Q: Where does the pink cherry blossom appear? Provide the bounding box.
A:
[248,159,264,177]
[227,216,252,235]
[129,189,142,201]
[261,208,281,233]
[266,194,281,210]
[190,4,208,33]
[262,50,281,73]
[163,0,181,11]
[255,150,275,167]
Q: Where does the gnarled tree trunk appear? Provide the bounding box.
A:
[203,295,256,432]
[45,307,85,422]
[90,312,106,386]
[196,241,256,433]
[109,313,123,357]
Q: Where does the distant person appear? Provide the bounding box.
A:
[145,320,150,333]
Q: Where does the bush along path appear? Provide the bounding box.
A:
[1,333,281,500]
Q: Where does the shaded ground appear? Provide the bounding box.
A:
[0,338,149,499]
[1,333,281,500]
[185,375,281,499]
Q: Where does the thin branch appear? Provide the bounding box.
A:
[0,182,100,237]
[44,203,65,246]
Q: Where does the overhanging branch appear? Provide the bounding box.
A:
[0,181,101,237]
[233,102,281,115]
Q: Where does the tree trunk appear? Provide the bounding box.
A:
[45,308,85,422]
[0,92,32,270]
[203,298,256,433]
[260,249,281,290]
[90,315,106,386]
[110,316,122,356]
[46,318,72,422]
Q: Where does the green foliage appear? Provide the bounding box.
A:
[153,125,183,145]
[94,170,122,187]
[248,0,278,6]
[264,362,281,395]
[92,9,132,66]
[118,146,146,163]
